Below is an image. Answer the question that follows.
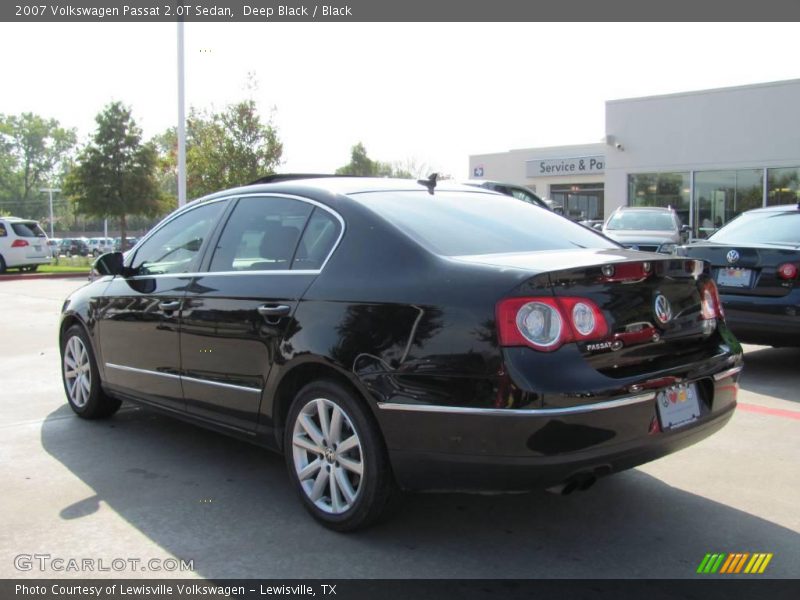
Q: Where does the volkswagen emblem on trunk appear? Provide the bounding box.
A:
[726,249,740,264]
[654,294,672,325]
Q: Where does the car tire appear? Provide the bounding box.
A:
[0,255,6,274]
[61,325,121,419]
[284,380,396,532]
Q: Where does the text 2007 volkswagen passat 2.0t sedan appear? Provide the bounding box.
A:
[59,175,743,531]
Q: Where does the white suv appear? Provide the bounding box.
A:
[87,237,115,257]
[0,217,52,273]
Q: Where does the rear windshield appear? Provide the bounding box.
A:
[11,222,46,237]
[605,211,676,231]
[354,190,618,256]
[709,210,800,245]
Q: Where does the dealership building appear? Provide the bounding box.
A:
[469,79,800,236]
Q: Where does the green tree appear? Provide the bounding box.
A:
[335,144,442,180]
[156,99,283,200]
[63,102,162,244]
[0,113,76,219]
[336,142,393,177]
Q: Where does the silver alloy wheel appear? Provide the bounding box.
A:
[63,336,92,408]
[292,397,364,514]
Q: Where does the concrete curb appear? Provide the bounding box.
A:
[0,272,89,282]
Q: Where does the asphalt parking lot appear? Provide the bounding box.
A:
[1,278,798,579]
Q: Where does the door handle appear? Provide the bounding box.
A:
[257,304,291,318]
[159,300,182,311]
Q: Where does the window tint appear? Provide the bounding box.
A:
[355,191,618,256]
[0,223,6,237]
[293,208,341,270]
[209,196,313,272]
[709,211,800,245]
[11,222,46,237]
[131,201,225,275]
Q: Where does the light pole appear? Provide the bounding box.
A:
[177,20,187,207]
[40,188,60,238]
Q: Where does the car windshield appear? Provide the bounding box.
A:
[11,222,47,237]
[354,190,618,256]
[606,211,676,231]
[709,210,800,245]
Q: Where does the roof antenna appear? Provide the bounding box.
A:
[417,172,439,195]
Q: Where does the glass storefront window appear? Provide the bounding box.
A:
[549,183,604,221]
[767,167,800,206]
[628,173,690,228]
[694,169,762,238]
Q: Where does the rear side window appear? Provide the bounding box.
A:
[0,223,6,237]
[355,190,618,256]
[11,222,46,237]
[209,196,313,272]
[293,208,341,270]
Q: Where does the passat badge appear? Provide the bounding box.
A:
[654,294,672,324]
[726,250,740,264]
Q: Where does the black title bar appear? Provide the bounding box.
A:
[4,0,800,22]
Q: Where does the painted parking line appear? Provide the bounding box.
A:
[737,402,800,421]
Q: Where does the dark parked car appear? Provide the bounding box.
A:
[676,204,799,346]
[59,238,90,257]
[59,176,742,531]
[462,180,551,210]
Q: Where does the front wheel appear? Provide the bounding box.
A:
[61,325,121,419]
[284,380,396,531]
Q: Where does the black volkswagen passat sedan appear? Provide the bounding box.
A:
[676,204,800,346]
[59,176,743,531]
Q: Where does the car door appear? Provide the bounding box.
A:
[180,194,342,432]
[96,199,228,412]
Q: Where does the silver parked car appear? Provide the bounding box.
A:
[602,206,689,254]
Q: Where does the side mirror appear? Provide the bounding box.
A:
[593,223,604,231]
[93,252,125,277]
[681,224,691,233]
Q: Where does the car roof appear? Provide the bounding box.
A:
[742,203,800,214]
[613,206,675,213]
[190,176,495,206]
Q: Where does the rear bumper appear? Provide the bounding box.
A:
[4,252,51,267]
[722,291,800,346]
[379,368,739,492]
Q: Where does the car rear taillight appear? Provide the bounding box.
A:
[777,263,798,280]
[701,280,724,320]
[496,297,608,352]
[11,239,29,247]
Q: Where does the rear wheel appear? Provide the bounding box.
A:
[61,325,121,419]
[284,380,396,531]
[0,255,6,273]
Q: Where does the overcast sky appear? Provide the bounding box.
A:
[1,22,798,178]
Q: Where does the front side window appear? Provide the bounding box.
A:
[130,201,226,275]
[209,196,313,272]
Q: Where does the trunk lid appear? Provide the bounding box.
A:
[488,250,722,379]
[682,242,800,298]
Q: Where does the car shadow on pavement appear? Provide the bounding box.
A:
[738,346,800,403]
[41,403,799,579]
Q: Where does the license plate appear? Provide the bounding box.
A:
[716,267,752,287]
[656,383,701,429]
